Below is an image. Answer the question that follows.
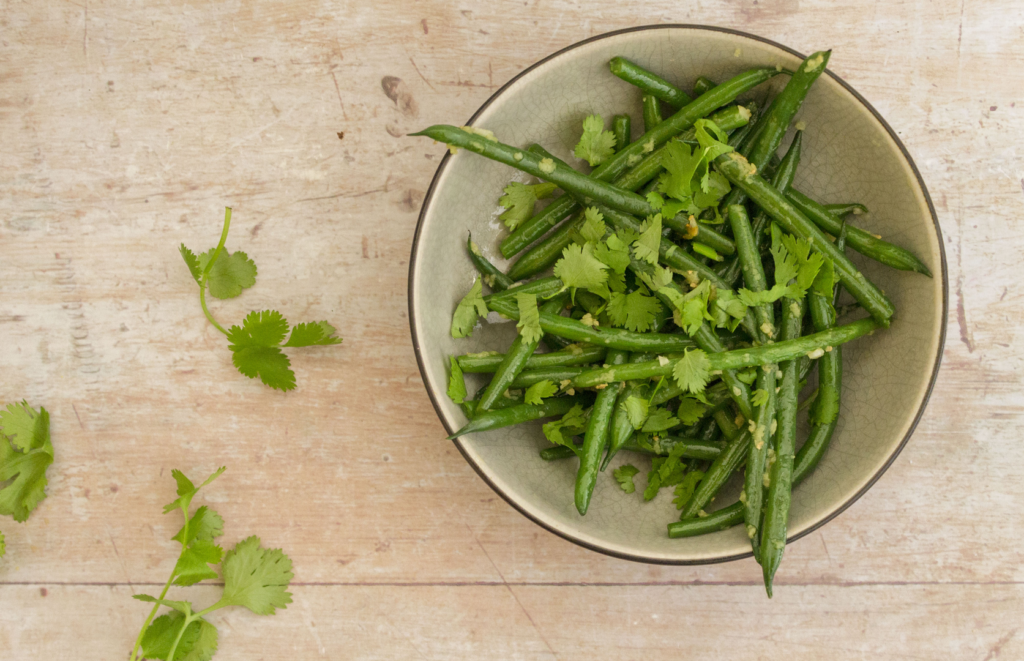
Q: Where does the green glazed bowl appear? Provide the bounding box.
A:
[408,25,947,564]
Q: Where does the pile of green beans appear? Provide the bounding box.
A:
[417,51,931,597]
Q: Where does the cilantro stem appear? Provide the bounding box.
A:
[165,603,195,661]
[203,207,232,277]
[199,286,229,336]
[128,571,177,661]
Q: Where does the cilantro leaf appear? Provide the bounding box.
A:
[606,289,662,332]
[0,404,52,523]
[659,141,703,203]
[579,207,607,244]
[736,368,758,385]
[553,243,607,295]
[498,182,557,231]
[524,380,558,405]
[172,506,224,546]
[283,321,342,347]
[447,356,467,405]
[661,280,712,336]
[752,389,770,407]
[692,171,731,208]
[573,114,617,167]
[219,536,294,615]
[677,397,707,426]
[199,249,257,300]
[179,619,219,661]
[451,276,488,338]
[622,396,649,430]
[163,467,226,514]
[0,401,49,453]
[646,191,665,210]
[180,245,202,283]
[642,407,680,433]
[632,214,662,265]
[226,311,295,391]
[673,470,705,509]
[613,464,640,494]
[673,348,711,394]
[515,293,543,344]
[172,539,224,587]
[593,233,631,275]
[738,224,823,306]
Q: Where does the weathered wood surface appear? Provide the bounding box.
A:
[1,1,1022,658]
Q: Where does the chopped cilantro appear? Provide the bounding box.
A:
[553,243,608,296]
[613,464,640,494]
[738,224,824,306]
[451,276,488,338]
[447,356,467,405]
[672,470,706,509]
[673,348,711,394]
[622,396,650,430]
[573,114,617,167]
[579,207,607,243]
[676,396,707,426]
[515,293,543,343]
[524,379,558,405]
[632,214,662,265]
[642,407,680,433]
[542,404,588,453]
[606,289,663,332]
[498,181,557,231]
[593,233,631,275]
[752,388,770,407]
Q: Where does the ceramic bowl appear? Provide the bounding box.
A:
[408,25,947,563]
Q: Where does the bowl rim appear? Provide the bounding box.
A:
[407,23,949,565]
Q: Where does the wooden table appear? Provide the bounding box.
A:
[2,2,1021,658]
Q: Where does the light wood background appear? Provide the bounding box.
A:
[1,1,1021,659]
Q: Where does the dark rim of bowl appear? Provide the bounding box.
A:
[407,24,949,565]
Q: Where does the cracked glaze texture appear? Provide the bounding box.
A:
[410,27,945,563]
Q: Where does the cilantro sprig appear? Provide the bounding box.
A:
[128,467,294,661]
[0,401,53,560]
[180,208,342,391]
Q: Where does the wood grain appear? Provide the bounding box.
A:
[1,0,1022,658]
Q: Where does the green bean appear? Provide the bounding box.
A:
[483,276,564,305]
[693,324,754,420]
[509,367,583,389]
[627,435,724,460]
[678,426,751,519]
[742,358,776,560]
[786,189,932,276]
[713,409,741,440]
[570,317,878,387]
[448,396,585,438]
[609,57,693,108]
[720,51,830,211]
[506,209,585,279]
[612,114,632,151]
[458,345,607,373]
[726,102,760,149]
[668,354,839,540]
[467,232,514,291]
[692,76,717,97]
[460,385,525,418]
[698,415,723,442]
[728,204,773,336]
[714,151,895,325]
[759,296,804,593]
[642,94,663,132]
[501,103,753,264]
[477,295,566,411]
[824,202,868,218]
[540,444,578,461]
[662,215,736,256]
[601,352,651,470]
[485,296,697,353]
[751,128,804,249]
[576,350,629,514]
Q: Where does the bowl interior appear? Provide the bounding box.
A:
[409,26,946,563]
